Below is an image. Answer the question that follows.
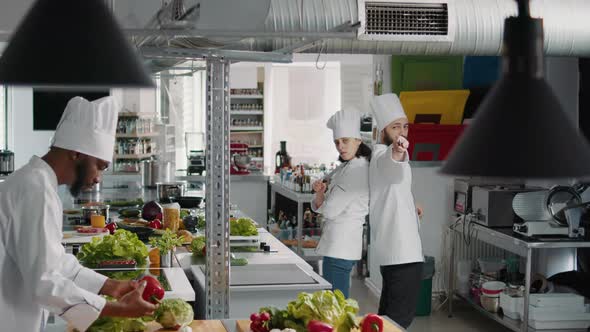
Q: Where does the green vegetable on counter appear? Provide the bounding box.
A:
[260,290,359,332]
[155,298,194,329]
[86,316,147,332]
[231,246,260,252]
[77,229,148,270]
[180,209,191,220]
[78,297,152,332]
[149,229,183,254]
[197,214,206,230]
[231,257,249,266]
[190,235,206,257]
[230,218,259,236]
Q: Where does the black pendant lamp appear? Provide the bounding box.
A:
[0,0,153,87]
[441,0,590,179]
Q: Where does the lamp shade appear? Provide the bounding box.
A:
[0,0,153,87]
[440,14,590,178]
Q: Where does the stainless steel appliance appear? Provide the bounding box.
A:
[471,185,539,227]
[141,160,155,188]
[186,132,206,175]
[0,150,14,175]
[513,186,582,237]
[156,181,187,203]
[187,150,206,175]
[563,202,588,239]
[453,178,524,215]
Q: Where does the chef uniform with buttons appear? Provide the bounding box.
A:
[369,93,424,328]
[0,96,156,331]
[312,108,370,298]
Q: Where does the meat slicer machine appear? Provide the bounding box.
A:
[512,185,588,238]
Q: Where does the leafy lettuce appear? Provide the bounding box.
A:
[260,290,359,332]
[77,229,149,270]
[230,218,258,236]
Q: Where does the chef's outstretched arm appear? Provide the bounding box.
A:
[374,137,410,185]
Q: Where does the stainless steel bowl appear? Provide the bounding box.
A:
[233,154,251,169]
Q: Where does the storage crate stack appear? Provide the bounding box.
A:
[390,56,499,161]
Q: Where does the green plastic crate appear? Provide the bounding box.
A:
[391,56,464,94]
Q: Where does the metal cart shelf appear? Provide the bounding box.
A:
[269,181,318,261]
[448,220,590,332]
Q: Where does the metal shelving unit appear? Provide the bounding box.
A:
[269,181,321,262]
[230,126,264,131]
[115,132,159,138]
[230,110,264,115]
[448,220,590,332]
[230,94,263,99]
[113,153,154,159]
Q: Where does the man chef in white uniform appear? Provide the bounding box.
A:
[369,93,424,328]
[0,96,157,331]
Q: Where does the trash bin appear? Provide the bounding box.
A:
[415,256,435,316]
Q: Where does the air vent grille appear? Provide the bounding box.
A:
[365,2,448,36]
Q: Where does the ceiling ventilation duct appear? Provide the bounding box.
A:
[357,0,451,41]
[137,0,590,65]
[230,0,590,56]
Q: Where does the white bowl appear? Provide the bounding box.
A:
[482,281,506,297]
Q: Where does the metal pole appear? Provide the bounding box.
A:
[297,202,303,256]
[205,58,231,319]
[522,248,532,332]
[448,225,456,318]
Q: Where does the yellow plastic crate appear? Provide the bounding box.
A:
[400,90,470,125]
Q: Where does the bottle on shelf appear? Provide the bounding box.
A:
[275,141,291,174]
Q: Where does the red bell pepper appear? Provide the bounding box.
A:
[140,275,165,304]
[361,314,383,332]
[307,320,333,332]
[148,219,163,229]
[105,221,117,234]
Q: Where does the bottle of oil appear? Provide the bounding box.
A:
[275,141,291,174]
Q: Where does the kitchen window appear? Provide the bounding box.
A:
[155,64,206,171]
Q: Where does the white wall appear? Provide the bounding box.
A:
[10,88,53,168]
[268,62,341,167]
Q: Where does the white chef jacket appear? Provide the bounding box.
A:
[0,156,108,332]
[369,144,423,266]
[312,157,369,261]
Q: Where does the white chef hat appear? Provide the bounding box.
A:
[52,96,120,162]
[326,108,362,140]
[370,93,408,131]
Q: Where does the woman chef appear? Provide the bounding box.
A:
[369,93,424,328]
[311,108,371,298]
[0,96,157,332]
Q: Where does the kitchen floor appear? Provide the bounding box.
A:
[350,277,512,332]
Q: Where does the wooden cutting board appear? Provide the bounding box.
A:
[146,320,226,332]
[236,317,403,332]
[69,320,227,332]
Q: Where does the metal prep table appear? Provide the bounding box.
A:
[448,219,590,332]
